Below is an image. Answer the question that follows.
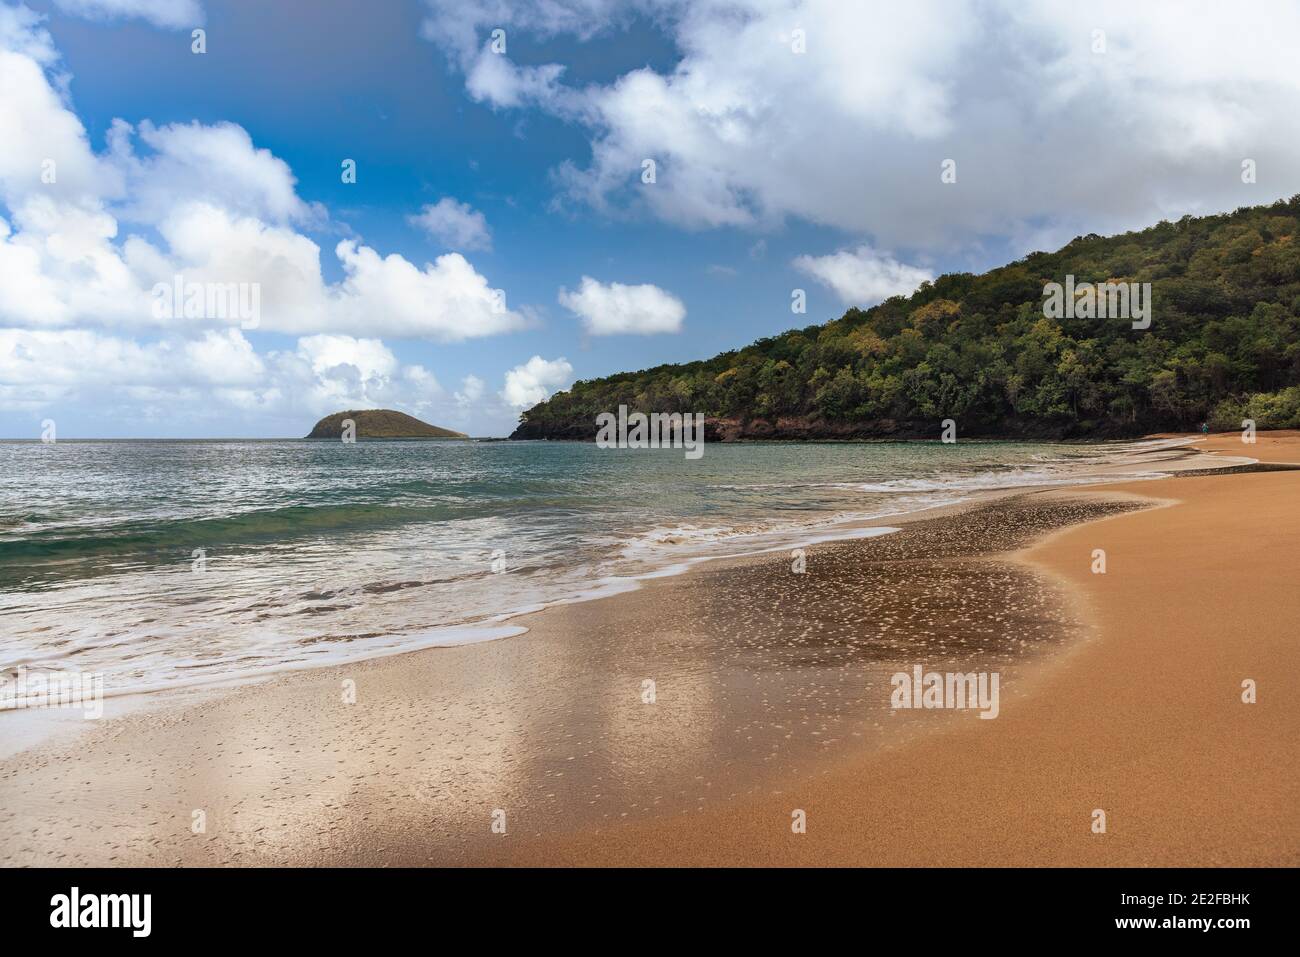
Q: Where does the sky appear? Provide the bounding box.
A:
[1,0,1297,437]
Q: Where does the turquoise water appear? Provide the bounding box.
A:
[0,438,1174,696]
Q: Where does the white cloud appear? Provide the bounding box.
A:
[0,28,115,207]
[0,325,543,436]
[0,14,524,341]
[288,333,441,413]
[0,327,450,424]
[500,355,573,408]
[558,276,685,335]
[0,5,58,65]
[52,0,203,30]
[466,53,568,110]
[455,373,485,406]
[419,0,622,107]
[109,120,317,226]
[409,197,492,251]
[792,246,933,306]
[328,240,521,340]
[296,333,399,381]
[0,327,258,390]
[422,0,1300,251]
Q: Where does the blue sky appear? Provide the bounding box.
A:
[1,0,1295,436]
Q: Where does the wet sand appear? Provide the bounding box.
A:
[503,432,1300,865]
[1,434,1297,866]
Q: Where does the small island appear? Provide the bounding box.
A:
[306,409,468,439]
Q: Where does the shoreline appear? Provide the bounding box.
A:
[0,435,1228,754]
[1,491,1143,865]
[1,434,1296,866]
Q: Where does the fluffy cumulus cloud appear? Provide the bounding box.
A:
[558,276,685,335]
[0,9,530,433]
[0,10,524,339]
[421,0,1300,250]
[409,198,493,251]
[0,52,523,339]
[108,119,317,226]
[500,355,573,408]
[0,327,262,401]
[0,327,450,428]
[792,246,934,306]
[52,0,203,30]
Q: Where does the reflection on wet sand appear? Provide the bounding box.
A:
[0,493,1144,865]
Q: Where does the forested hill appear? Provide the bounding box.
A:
[511,197,1300,441]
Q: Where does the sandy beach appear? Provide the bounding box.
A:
[1,433,1297,867]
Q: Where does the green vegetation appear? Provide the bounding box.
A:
[306,409,467,439]
[513,197,1300,440]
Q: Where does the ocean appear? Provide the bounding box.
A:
[0,437,1183,700]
